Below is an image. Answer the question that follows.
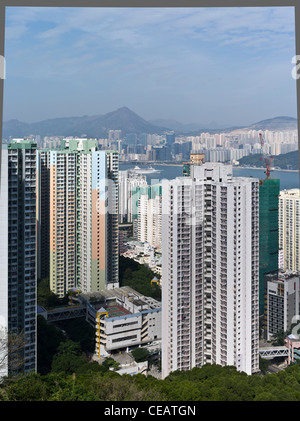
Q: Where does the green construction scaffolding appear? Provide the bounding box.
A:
[259,177,280,315]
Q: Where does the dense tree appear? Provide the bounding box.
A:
[0,328,26,376]
[238,150,298,170]
[6,272,300,401]
[37,316,66,375]
[55,318,95,353]
[259,356,270,375]
[119,256,161,300]
[102,357,120,371]
[37,278,68,309]
[131,347,151,363]
[50,341,106,379]
[271,329,288,346]
[3,362,300,401]
[51,340,92,376]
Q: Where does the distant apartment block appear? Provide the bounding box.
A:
[279,189,300,272]
[118,223,133,255]
[182,152,205,177]
[108,129,122,142]
[161,163,260,378]
[38,138,119,297]
[0,139,37,376]
[118,170,147,223]
[122,240,162,277]
[36,150,50,280]
[137,185,162,250]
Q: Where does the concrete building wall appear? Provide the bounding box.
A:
[46,143,119,296]
[279,189,300,272]
[0,148,8,378]
[5,140,37,374]
[161,163,260,378]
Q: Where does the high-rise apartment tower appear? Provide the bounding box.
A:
[279,189,300,272]
[38,139,119,297]
[161,163,260,378]
[0,139,37,376]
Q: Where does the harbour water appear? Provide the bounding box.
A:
[119,162,300,191]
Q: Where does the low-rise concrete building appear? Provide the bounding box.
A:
[285,334,300,365]
[264,270,300,340]
[72,286,161,357]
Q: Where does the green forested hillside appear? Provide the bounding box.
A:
[238,150,299,170]
[7,263,294,402]
[119,256,161,301]
[2,362,300,401]
[1,314,300,401]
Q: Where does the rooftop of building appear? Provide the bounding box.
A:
[279,188,300,196]
[6,138,37,149]
[79,285,161,318]
[265,269,299,282]
[38,137,118,154]
[278,269,299,280]
[101,303,131,318]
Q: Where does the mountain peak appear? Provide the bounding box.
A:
[110,106,141,117]
[3,107,167,139]
[3,111,297,139]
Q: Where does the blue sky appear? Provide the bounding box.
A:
[3,6,298,127]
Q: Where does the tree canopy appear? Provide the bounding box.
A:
[3,362,300,401]
[119,256,161,301]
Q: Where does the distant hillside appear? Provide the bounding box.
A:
[246,116,297,131]
[3,110,298,140]
[148,118,221,132]
[2,107,168,139]
[175,116,298,136]
[238,150,299,170]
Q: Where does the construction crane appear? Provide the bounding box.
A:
[259,132,273,179]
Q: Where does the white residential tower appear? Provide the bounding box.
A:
[161,163,260,378]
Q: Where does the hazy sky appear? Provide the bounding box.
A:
[3,6,298,127]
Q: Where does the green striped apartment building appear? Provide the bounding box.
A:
[37,138,119,298]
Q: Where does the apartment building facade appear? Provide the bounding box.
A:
[137,185,162,249]
[279,189,300,272]
[264,271,299,341]
[161,163,260,378]
[0,140,37,375]
[118,170,147,223]
[0,147,8,377]
[38,139,119,297]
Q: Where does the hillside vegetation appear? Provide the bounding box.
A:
[238,150,299,170]
[1,277,299,401]
[119,255,161,301]
[2,359,300,401]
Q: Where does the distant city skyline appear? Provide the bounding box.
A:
[3,6,298,127]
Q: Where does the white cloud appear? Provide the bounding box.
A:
[5,6,295,48]
[4,6,297,123]
[5,24,27,40]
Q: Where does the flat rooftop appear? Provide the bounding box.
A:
[79,285,161,317]
[80,285,141,302]
[104,303,131,318]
